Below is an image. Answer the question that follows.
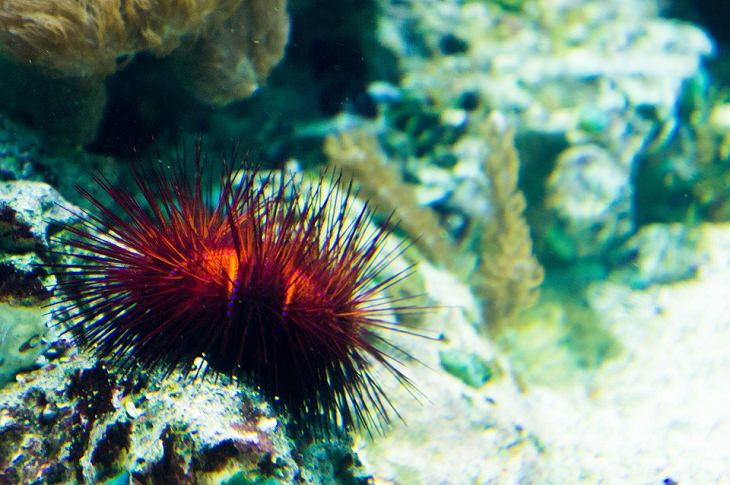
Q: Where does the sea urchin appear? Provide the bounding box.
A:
[51,144,420,437]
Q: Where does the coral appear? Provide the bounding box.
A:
[374,0,713,267]
[0,0,236,76]
[324,130,459,270]
[327,116,533,330]
[172,0,290,105]
[471,114,544,331]
[0,0,289,105]
[324,120,543,332]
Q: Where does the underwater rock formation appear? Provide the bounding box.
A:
[373,0,712,262]
[0,180,72,303]
[0,341,370,483]
[617,223,703,288]
[546,144,632,259]
[0,181,70,254]
[0,180,73,386]
[0,348,292,483]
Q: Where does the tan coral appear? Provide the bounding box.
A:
[324,130,458,270]
[172,0,290,105]
[0,0,288,105]
[472,113,544,332]
[324,119,543,333]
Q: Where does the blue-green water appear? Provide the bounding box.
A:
[0,0,728,483]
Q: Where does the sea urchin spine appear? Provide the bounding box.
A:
[51,145,419,436]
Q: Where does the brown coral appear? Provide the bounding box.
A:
[0,0,289,105]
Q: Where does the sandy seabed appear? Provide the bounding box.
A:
[360,223,730,484]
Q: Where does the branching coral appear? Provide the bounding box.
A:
[324,114,544,329]
[324,130,458,269]
[472,114,544,331]
[0,0,289,105]
[324,117,543,333]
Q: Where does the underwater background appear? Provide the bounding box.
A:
[0,0,728,483]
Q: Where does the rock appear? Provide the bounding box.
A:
[0,349,365,484]
[545,144,633,258]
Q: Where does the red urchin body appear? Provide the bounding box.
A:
[52,144,418,436]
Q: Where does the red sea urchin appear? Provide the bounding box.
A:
[51,144,421,437]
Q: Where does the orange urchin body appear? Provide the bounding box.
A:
[52,144,418,436]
